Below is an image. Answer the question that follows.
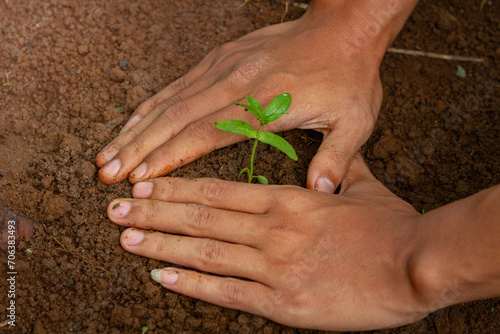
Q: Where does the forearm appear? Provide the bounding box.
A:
[412,185,500,310]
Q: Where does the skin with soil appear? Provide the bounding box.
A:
[0,0,499,333]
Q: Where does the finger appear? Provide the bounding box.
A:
[96,77,213,168]
[306,127,359,193]
[107,199,263,246]
[120,228,266,282]
[339,153,396,198]
[98,82,246,184]
[127,104,261,183]
[118,56,216,135]
[149,267,274,318]
[131,177,272,213]
[118,78,201,135]
[96,41,257,170]
[341,152,374,184]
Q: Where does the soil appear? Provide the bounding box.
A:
[0,0,498,333]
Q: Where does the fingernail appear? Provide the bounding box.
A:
[132,162,147,179]
[110,201,130,218]
[124,229,144,246]
[101,159,121,176]
[151,269,179,285]
[120,115,142,134]
[106,147,119,161]
[133,182,153,198]
[99,145,119,161]
[315,177,335,193]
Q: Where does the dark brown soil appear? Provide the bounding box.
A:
[0,0,498,333]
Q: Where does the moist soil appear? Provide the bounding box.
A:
[0,0,499,333]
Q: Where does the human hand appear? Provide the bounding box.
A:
[96,2,389,192]
[107,155,433,331]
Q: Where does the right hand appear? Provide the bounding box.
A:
[106,155,431,331]
[96,2,385,192]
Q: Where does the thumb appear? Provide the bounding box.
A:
[340,152,378,190]
[340,152,396,198]
[306,130,357,193]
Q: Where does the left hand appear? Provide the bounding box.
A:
[96,3,386,192]
[107,156,430,331]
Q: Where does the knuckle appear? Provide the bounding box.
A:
[170,76,187,93]
[201,178,227,204]
[156,235,168,253]
[198,239,223,265]
[159,100,190,126]
[218,52,244,77]
[271,186,302,207]
[123,125,141,140]
[188,205,214,232]
[221,282,244,306]
[135,101,151,115]
[144,200,161,221]
[156,95,181,113]
[322,147,351,169]
[227,57,266,88]
[136,96,163,115]
[187,119,216,142]
[128,136,145,155]
[190,273,204,295]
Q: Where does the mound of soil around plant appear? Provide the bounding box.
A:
[0,0,498,333]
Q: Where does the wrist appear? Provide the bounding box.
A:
[409,186,500,312]
[306,0,419,66]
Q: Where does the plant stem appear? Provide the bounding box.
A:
[248,123,263,183]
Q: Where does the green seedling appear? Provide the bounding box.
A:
[215,93,297,184]
[113,106,126,114]
[3,71,12,86]
[141,326,148,333]
[480,0,487,11]
[238,0,250,8]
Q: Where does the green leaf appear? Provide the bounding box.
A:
[259,131,298,161]
[246,95,264,121]
[234,96,264,122]
[214,120,257,139]
[480,0,487,11]
[113,106,126,113]
[262,93,291,124]
[239,167,250,178]
[255,175,269,185]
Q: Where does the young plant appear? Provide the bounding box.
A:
[3,71,12,86]
[480,0,487,11]
[215,93,297,184]
[238,0,249,8]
